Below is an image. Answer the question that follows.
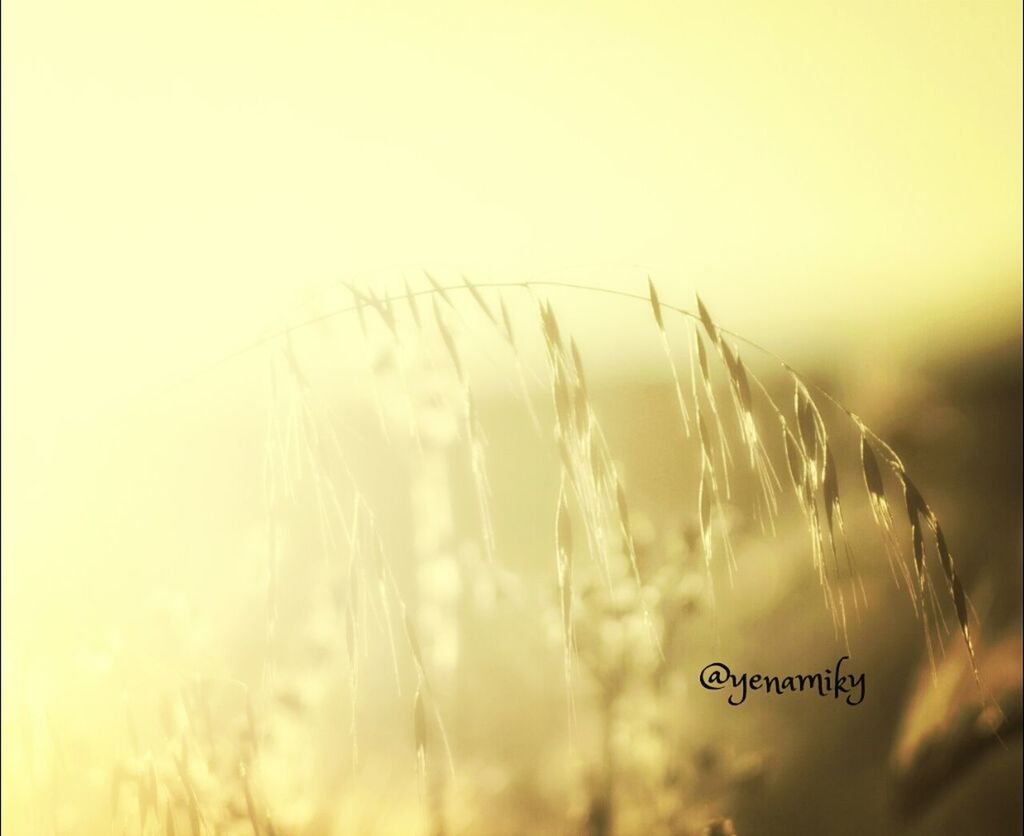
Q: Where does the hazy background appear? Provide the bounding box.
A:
[2,0,1021,408]
[2,1,1021,834]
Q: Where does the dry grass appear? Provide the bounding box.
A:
[2,272,992,835]
[255,273,982,830]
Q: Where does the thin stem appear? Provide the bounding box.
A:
[162,278,898,460]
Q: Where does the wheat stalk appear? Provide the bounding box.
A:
[129,271,986,835]
[255,274,977,675]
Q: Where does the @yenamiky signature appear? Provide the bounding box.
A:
[699,656,865,706]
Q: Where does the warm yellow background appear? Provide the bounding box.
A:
[2,3,1022,833]
[3,0,1021,410]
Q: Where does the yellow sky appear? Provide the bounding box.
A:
[1,0,1021,421]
